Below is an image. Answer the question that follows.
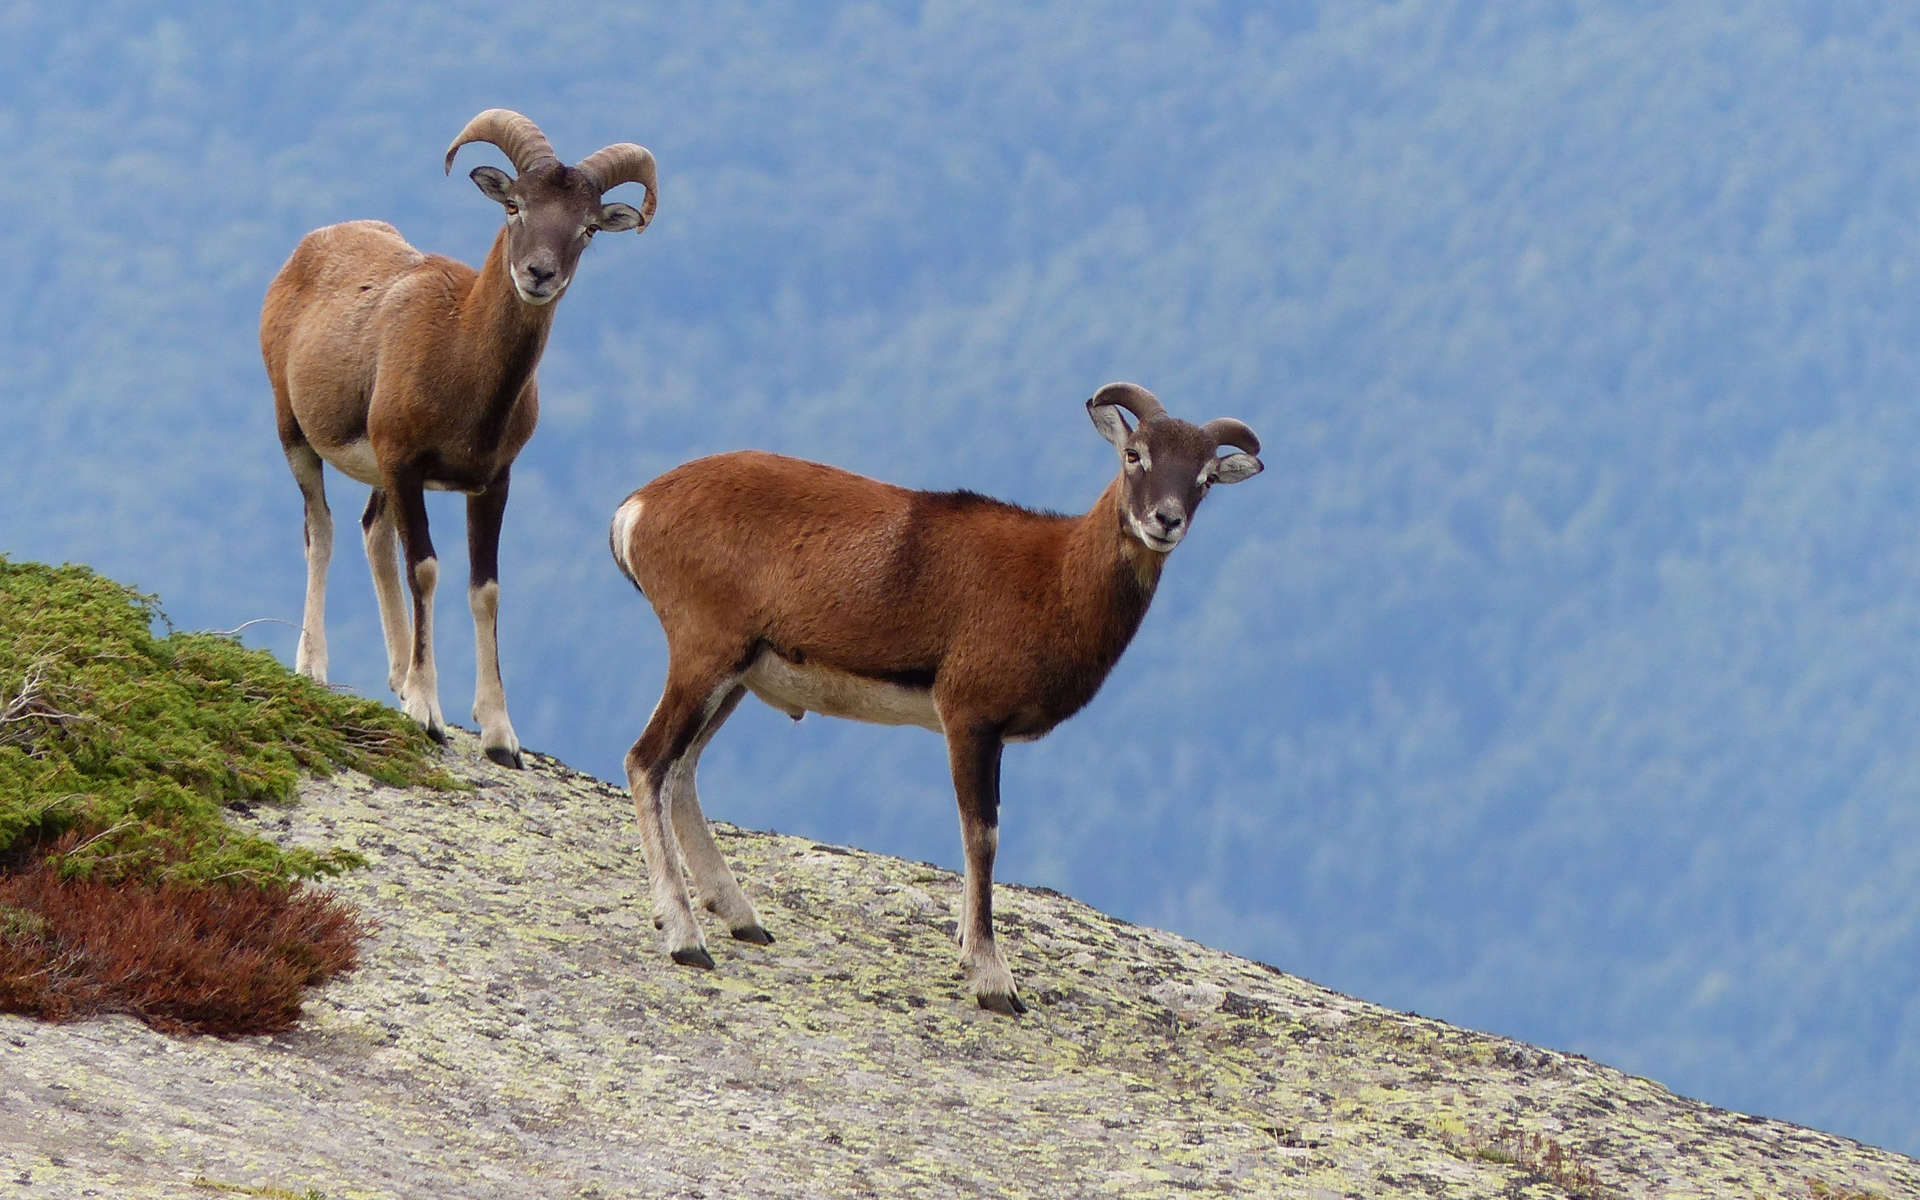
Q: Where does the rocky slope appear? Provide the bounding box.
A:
[2,731,1914,1199]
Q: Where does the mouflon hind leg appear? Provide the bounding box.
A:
[361,490,412,696]
[287,445,334,682]
[664,684,771,944]
[626,654,748,968]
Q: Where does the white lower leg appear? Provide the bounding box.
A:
[290,453,332,682]
[962,928,1014,987]
[401,556,444,736]
[469,581,520,762]
[668,769,762,933]
[958,826,1021,1008]
[630,769,706,961]
[957,823,996,957]
[297,515,332,682]
[364,510,410,694]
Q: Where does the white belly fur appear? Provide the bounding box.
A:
[322,439,383,487]
[744,652,943,733]
[321,438,480,493]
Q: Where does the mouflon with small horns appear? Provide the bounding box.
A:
[609,383,1262,1013]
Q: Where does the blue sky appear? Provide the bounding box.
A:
[5,1,1920,1156]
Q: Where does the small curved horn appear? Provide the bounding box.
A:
[576,142,660,228]
[1202,417,1261,455]
[1088,381,1166,425]
[443,108,558,177]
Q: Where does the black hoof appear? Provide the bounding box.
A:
[731,924,775,946]
[670,946,716,970]
[425,724,449,745]
[978,990,1028,1016]
[485,745,524,769]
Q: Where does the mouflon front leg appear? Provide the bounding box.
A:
[946,722,1024,1015]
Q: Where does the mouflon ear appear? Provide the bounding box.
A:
[1215,452,1263,484]
[1086,382,1165,452]
[1203,416,1262,482]
[471,165,515,205]
[595,201,644,234]
[1087,398,1134,451]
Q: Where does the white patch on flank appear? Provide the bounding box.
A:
[609,496,645,580]
[743,650,942,733]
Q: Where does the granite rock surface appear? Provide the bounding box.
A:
[3,731,1915,1198]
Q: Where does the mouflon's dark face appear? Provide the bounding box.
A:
[471,162,643,306]
[1089,405,1264,552]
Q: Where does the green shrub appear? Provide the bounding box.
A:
[0,555,454,1032]
[0,555,451,883]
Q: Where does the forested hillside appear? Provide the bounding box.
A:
[3,2,1917,1153]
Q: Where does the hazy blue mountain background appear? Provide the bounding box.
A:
[5,0,1919,1155]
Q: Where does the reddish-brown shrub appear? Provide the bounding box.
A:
[0,854,371,1036]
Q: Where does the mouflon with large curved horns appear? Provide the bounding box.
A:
[263,108,661,768]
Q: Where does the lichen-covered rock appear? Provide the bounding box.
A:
[3,731,1915,1198]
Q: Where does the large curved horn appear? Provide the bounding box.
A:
[1201,417,1260,455]
[1088,381,1166,425]
[443,108,557,176]
[576,143,659,228]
